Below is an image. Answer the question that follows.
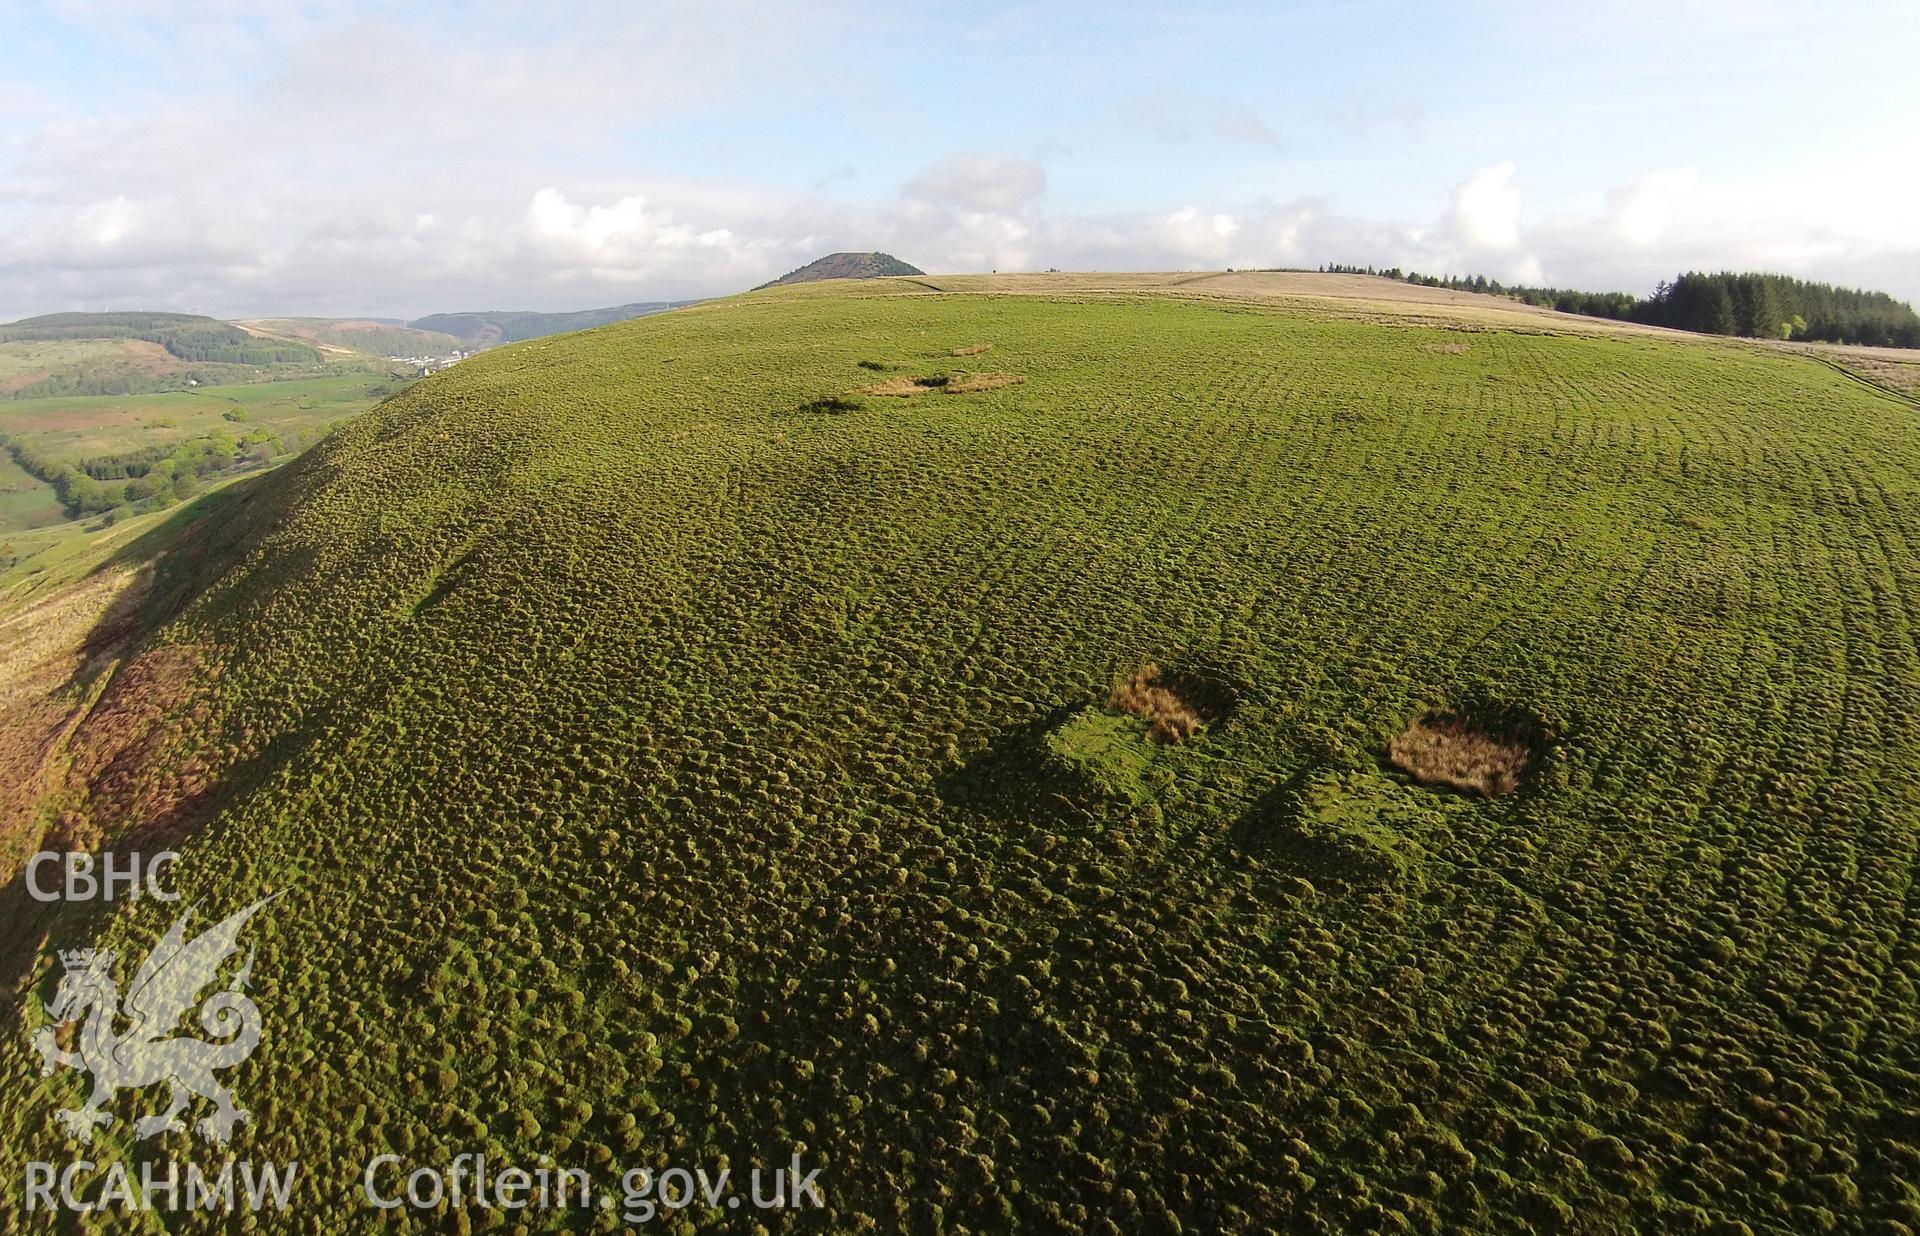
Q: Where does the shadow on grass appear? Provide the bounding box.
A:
[936,705,1089,826]
[1,465,315,992]
[1228,766,1428,892]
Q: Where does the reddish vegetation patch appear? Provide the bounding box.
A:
[1108,664,1208,744]
[0,569,149,864]
[59,645,219,850]
[119,339,185,374]
[0,371,53,396]
[1389,710,1533,796]
[0,696,76,844]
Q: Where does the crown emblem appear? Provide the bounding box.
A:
[59,948,112,973]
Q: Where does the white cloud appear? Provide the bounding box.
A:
[4,155,1910,319]
[1605,169,1699,246]
[519,189,758,283]
[1446,162,1523,251]
[3,0,1918,319]
[1148,207,1242,264]
[76,197,137,249]
[0,193,259,273]
[903,156,1047,215]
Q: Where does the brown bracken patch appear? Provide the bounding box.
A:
[0,567,150,865]
[0,563,223,884]
[863,374,951,396]
[1389,710,1531,796]
[943,372,1026,394]
[1108,664,1207,744]
[58,644,219,852]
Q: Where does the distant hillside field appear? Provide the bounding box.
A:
[0,310,321,365]
[755,250,924,289]
[236,317,465,358]
[407,301,691,347]
[0,372,408,582]
[5,273,1920,1232]
[0,311,370,401]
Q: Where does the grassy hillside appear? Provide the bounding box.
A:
[0,312,318,362]
[4,275,1919,1232]
[0,373,402,468]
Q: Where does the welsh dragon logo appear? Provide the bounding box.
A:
[28,893,280,1146]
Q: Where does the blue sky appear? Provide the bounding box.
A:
[2,0,1916,318]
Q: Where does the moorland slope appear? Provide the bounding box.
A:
[4,273,1919,1233]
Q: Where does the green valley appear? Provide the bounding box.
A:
[0,373,408,590]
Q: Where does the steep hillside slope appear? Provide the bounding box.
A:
[5,275,1920,1232]
[755,250,924,289]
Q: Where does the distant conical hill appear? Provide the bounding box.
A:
[754,251,923,290]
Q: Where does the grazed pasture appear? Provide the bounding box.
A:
[4,277,1919,1233]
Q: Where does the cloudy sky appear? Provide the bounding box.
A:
[3,0,1917,320]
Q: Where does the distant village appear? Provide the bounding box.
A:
[388,348,478,377]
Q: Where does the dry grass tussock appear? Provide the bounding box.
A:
[1828,352,1920,396]
[864,375,948,396]
[945,372,1025,394]
[1389,711,1532,796]
[950,343,993,356]
[1425,341,1472,355]
[864,372,1026,397]
[1109,664,1206,743]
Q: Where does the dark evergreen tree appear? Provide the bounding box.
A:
[1309,265,1918,346]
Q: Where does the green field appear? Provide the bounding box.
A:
[0,372,409,587]
[0,452,68,532]
[0,337,182,395]
[5,277,1919,1232]
[0,372,404,465]
[0,329,363,402]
